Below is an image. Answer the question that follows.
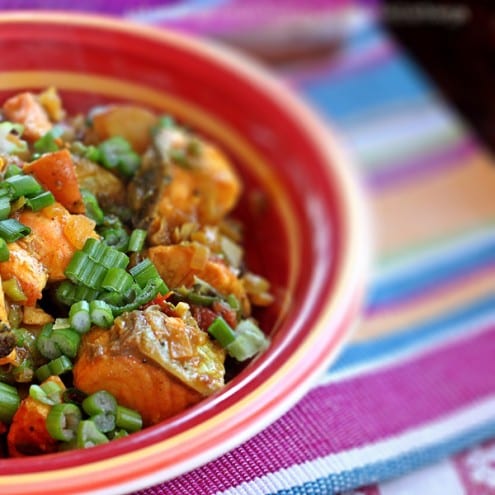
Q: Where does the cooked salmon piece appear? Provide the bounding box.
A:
[73,307,225,426]
[2,92,52,142]
[17,202,98,282]
[128,128,241,244]
[148,243,250,314]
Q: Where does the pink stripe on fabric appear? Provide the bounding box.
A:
[141,0,351,33]
[135,326,495,495]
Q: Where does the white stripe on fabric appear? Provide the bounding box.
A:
[320,309,495,384]
[379,459,463,495]
[216,395,495,495]
[343,99,466,168]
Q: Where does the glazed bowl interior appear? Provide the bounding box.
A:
[0,13,366,492]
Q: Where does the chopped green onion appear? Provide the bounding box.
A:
[46,403,82,442]
[29,381,63,405]
[82,238,108,262]
[51,328,81,359]
[89,300,114,328]
[175,286,217,306]
[108,429,128,440]
[107,278,162,316]
[81,189,104,225]
[226,294,240,312]
[74,285,99,302]
[56,281,78,306]
[26,190,55,211]
[2,278,27,302]
[99,247,129,269]
[33,126,64,154]
[83,264,107,290]
[99,290,125,306]
[129,259,168,293]
[4,174,43,199]
[0,381,20,423]
[4,164,22,178]
[34,363,52,382]
[127,229,147,253]
[116,405,142,433]
[82,390,117,416]
[99,226,129,252]
[0,218,30,242]
[98,136,140,177]
[48,355,73,376]
[0,238,9,262]
[0,197,11,220]
[151,115,175,136]
[69,301,91,334]
[207,317,236,348]
[64,251,92,284]
[71,142,102,162]
[36,323,60,360]
[76,419,109,448]
[101,267,133,293]
[225,319,269,361]
[29,384,53,405]
[90,412,115,433]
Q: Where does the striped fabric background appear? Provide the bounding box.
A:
[2,1,495,493]
[133,5,495,494]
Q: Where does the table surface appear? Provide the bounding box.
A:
[3,2,495,494]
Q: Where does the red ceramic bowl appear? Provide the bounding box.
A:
[0,12,368,495]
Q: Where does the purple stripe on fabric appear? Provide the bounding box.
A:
[134,1,352,34]
[365,136,479,190]
[135,326,495,494]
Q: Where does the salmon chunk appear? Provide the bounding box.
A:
[18,202,97,281]
[2,92,52,142]
[73,307,225,426]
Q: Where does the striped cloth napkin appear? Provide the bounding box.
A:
[4,1,495,493]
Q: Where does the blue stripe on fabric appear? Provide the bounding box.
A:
[344,20,385,50]
[267,419,495,494]
[300,55,433,121]
[329,295,495,372]
[368,239,495,309]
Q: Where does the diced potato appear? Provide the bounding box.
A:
[92,105,157,153]
[0,243,48,306]
[22,305,54,326]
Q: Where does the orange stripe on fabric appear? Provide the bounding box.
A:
[372,151,495,256]
[354,266,495,341]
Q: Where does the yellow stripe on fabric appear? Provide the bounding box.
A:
[354,266,495,341]
[371,150,495,257]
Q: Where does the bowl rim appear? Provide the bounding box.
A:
[0,11,370,495]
